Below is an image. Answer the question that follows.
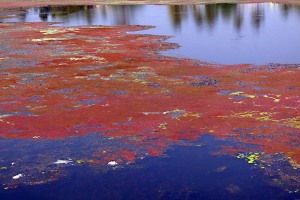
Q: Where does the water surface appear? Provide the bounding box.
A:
[0,135,297,200]
[2,3,300,64]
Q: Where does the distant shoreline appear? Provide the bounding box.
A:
[0,0,299,8]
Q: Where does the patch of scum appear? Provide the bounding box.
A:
[0,21,299,192]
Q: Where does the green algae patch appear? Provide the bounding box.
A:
[236,152,261,164]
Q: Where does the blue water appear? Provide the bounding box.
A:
[0,135,297,200]
[2,3,300,64]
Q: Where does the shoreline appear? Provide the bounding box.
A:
[0,0,299,8]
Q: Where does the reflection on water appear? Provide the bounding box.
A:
[38,5,94,22]
[169,5,188,29]
[2,3,300,64]
[8,4,300,29]
[28,5,144,25]
[251,4,264,30]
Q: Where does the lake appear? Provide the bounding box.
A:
[0,3,299,200]
[2,3,300,64]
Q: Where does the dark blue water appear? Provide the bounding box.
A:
[2,3,300,64]
[0,135,297,200]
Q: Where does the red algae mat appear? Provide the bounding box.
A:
[0,22,299,190]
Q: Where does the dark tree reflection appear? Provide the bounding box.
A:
[39,7,50,21]
[38,5,95,23]
[110,5,141,25]
[192,5,204,27]
[205,4,218,27]
[219,3,237,21]
[251,4,265,30]
[190,4,243,31]
[234,5,243,31]
[279,4,300,18]
[168,5,188,29]
[36,5,143,25]
[8,3,300,31]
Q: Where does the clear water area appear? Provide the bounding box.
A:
[2,3,300,64]
[0,135,297,200]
